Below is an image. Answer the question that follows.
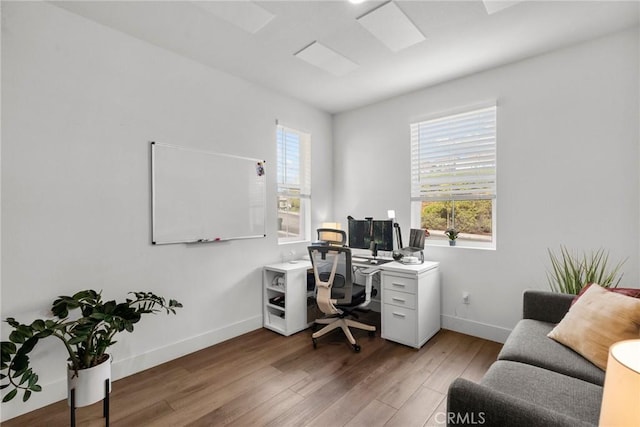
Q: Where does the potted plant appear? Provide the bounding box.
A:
[1,290,182,405]
[445,228,459,246]
[546,246,626,295]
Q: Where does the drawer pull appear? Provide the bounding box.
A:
[392,297,406,303]
[392,282,406,288]
[392,312,406,318]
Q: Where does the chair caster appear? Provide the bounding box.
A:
[368,331,375,338]
[312,338,318,349]
[353,344,361,353]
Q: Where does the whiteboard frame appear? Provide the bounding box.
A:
[151,141,267,245]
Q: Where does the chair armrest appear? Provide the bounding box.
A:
[522,290,574,323]
[354,267,380,306]
[446,378,594,427]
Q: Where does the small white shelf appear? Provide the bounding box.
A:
[263,261,313,336]
[267,303,285,312]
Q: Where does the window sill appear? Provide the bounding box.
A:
[278,239,310,246]
[426,240,496,251]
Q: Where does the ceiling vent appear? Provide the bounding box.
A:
[357,1,426,52]
[192,1,274,34]
[294,41,359,76]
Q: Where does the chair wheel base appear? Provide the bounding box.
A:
[353,344,361,352]
[312,338,318,349]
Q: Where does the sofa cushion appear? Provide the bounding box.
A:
[571,283,640,306]
[481,360,603,426]
[498,319,604,385]
[547,284,640,370]
[447,378,596,427]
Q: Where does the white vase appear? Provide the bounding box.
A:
[67,355,111,407]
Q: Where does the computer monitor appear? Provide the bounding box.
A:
[348,218,394,253]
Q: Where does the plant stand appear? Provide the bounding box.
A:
[70,379,110,427]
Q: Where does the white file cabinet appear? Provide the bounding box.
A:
[263,261,313,336]
[381,262,440,349]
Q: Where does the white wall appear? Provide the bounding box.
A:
[1,2,332,420]
[2,0,639,421]
[333,28,640,342]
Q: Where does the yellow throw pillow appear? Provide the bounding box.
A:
[547,284,640,370]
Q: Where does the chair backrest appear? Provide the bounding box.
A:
[308,245,353,315]
[316,228,347,246]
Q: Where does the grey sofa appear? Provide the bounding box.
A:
[447,291,604,426]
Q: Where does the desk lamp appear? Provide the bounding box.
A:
[599,339,640,426]
[387,209,405,261]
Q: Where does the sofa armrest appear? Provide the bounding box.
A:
[446,378,595,427]
[522,290,573,323]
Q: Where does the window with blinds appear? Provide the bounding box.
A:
[410,105,497,247]
[277,125,311,243]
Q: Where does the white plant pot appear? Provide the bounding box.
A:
[67,355,111,407]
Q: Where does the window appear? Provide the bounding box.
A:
[410,105,497,248]
[277,125,311,243]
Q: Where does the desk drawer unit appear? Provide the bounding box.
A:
[384,274,417,294]
[381,267,440,349]
[384,289,417,310]
[383,305,417,347]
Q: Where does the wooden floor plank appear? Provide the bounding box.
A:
[158,366,282,425]
[111,400,175,427]
[421,336,484,394]
[264,341,400,427]
[186,369,308,426]
[226,389,305,427]
[458,340,502,383]
[377,330,462,409]
[305,356,404,426]
[2,315,501,427]
[424,395,448,427]
[385,386,445,427]
[345,399,397,427]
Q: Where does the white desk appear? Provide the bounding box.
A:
[263,259,440,349]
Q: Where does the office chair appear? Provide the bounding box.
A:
[307,245,376,352]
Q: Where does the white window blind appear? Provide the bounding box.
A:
[277,126,311,197]
[411,106,496,201]
[277,125,311,243]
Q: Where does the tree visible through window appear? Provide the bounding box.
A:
[410,106,497,247]
[277,125,311,243]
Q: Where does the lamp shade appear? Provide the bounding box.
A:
[599,339,640,426]
[319,222,342,244]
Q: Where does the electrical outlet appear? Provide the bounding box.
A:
[462,292,470,304]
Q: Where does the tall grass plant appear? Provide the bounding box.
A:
[546,246,626,295]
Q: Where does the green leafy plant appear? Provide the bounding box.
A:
[546,246,626,295]
[1,290,182,403]
[444,228,459,241]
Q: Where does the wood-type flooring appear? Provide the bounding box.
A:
[2,312,502,427]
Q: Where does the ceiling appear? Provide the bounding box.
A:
[53,1,640,114]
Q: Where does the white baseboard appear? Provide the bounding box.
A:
[441,314,512,344]
[1,315,263,422]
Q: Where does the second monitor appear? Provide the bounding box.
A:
[348,218,394,254]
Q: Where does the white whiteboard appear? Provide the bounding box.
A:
[151,142,266,244]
